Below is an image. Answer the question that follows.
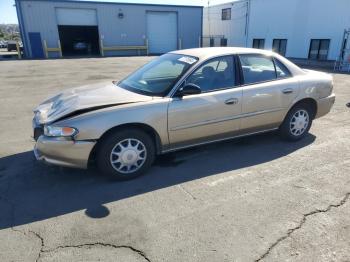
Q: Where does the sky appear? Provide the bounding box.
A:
[0,0,231,24]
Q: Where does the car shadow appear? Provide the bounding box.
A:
[0,132,316,229]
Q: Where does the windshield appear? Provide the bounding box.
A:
[118,53,198,96]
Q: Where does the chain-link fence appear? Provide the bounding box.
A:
[201,35,228,47]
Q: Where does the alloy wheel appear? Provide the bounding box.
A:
[290,109,309,136]
[109,138,147,174]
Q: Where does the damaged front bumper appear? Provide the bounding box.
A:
[34,136,96,169]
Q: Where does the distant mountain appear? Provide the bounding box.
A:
[0,24,20,41]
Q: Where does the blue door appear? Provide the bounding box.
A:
[28,32,44,58]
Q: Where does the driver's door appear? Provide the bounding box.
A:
[167,55,243,149]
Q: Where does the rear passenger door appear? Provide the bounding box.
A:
[239,54,299,132]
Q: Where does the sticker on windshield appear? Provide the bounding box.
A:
[178,56,197,65]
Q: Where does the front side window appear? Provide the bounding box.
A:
[309,39,330,60]
[239,54,276,84]
[119,53,198,96]
[186,56,236,92]
[222,8,231,20]
[272,39,287,56]
[253,39,265,49]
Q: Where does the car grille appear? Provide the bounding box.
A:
[34,127,44,141]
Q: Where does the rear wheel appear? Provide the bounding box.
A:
[97,129,155,180]
[280,103,313,141]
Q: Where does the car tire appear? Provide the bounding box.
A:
[96,129,155,180]
[279,103,313,141]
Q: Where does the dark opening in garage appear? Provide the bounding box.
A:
[58,25,100,56]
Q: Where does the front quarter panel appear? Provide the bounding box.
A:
[56,98,170,147]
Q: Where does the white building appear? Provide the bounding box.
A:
[203,0,350,62]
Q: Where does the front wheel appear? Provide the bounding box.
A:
[96,129,155,180]
[279,103,313,141]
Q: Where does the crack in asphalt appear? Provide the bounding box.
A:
[2,164,346,262]
[5,225,46,262]
[27,229,151,262]
[29,230,45,262]
[1,179,151,262]
[45,243,151,262]
[4,198,44,262]
[13,227,151,262]
[177,184,197,200]
[255,192,350,262]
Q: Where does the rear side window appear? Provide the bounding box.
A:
[239,54,276,85]
[274,58,292,78]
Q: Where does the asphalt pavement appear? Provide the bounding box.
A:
[0,57,349,262]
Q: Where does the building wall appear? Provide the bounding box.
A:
[203,0,247,47]
[248,0,350,60]
[204,0,350,60]
[17,0,202,58]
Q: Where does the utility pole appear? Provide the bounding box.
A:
[245,0,250,47]
[207,0,211,36]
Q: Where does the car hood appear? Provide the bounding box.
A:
[34,81,153,124]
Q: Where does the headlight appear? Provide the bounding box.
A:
[44,126,78,137]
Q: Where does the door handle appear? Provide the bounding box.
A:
[225,98,239,105]
[282,88,293,94]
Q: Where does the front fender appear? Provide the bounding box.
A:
[56,99,170,147]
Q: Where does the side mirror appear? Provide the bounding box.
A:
[176,83,201,97]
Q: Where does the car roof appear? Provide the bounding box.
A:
[170,47,275,60]
[171,47,305,76]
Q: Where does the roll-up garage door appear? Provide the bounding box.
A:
[147,12,177,54]
[56,8,97,26]
[56,8,99,56]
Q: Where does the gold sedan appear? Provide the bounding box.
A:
[33,47,335,180]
